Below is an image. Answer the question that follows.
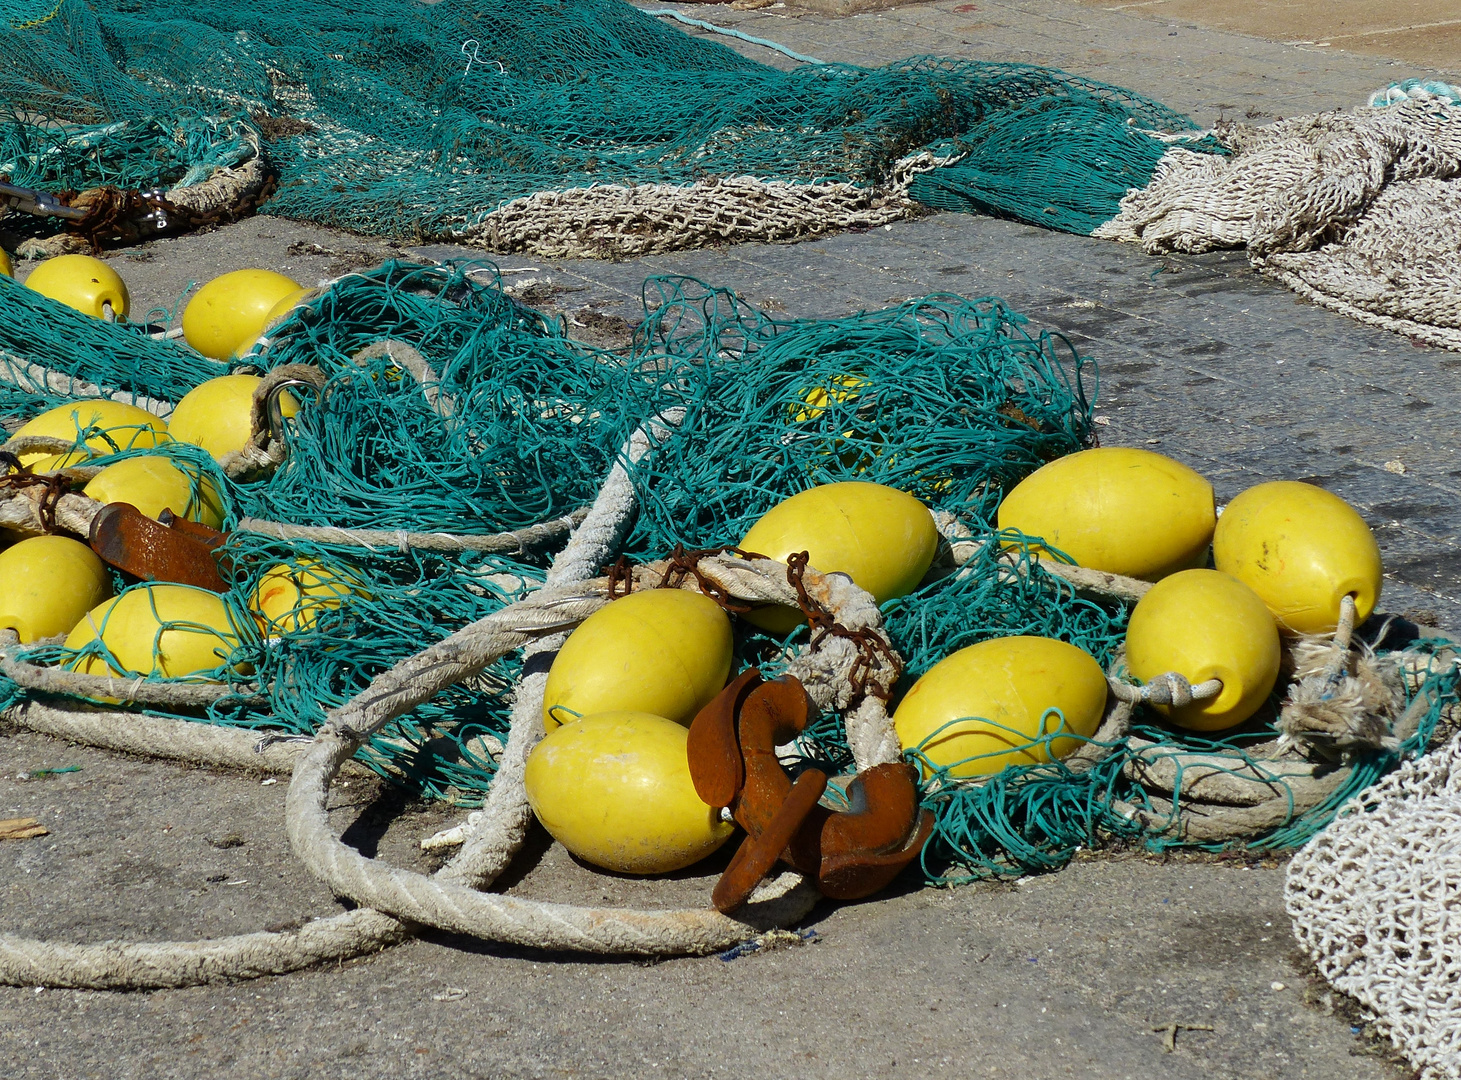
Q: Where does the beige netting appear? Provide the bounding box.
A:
[1095,102,1461,350]
[1287,716,1461,1080]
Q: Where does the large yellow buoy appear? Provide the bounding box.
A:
[82,455,225,529]
[1213,481,1383,635]
[251,559,368,635]
[13,400,169,467]
[0,248,12,278]
[738,481,939,632]
[24,255,130,320]
[167,374,298,462]
[0,536,112,644]
[893,636,1108,779]
[997,447,1215,582]
[182,269,303,360]
[542,589,733,729]
[65,584,252,679]
[1125,569,1280,732]
[524,711,735,874]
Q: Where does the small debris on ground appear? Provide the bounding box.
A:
[0,817,49,840]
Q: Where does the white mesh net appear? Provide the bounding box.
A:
[1287,726,1461,1080]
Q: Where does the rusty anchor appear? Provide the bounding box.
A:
[89,503,230,592]
[688,669,933,914]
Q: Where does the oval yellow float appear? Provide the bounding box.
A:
[894,636,1108,779]
[524,711,735,874]
[182,269,303,360]
[251,559,368,635]
[167,374,298,462]
[739,481,939,632]
[1213,481,1382,635]
[0,536,112,644]
[64,584,252,680]
[25,254,130,320]
[543,589,733,729]
[82,455,225,529]
[1125,568,1281,732]
[997,447,1215,582]
[0,247,12,278]
[13,400,169,468]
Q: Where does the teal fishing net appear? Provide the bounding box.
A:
[3,259,1456,869]
[0,0,1208,246]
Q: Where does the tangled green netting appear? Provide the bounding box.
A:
[0,0,1210,241]
[2,260,1454,877]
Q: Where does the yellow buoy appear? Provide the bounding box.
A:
[1213,481,1383,635]
[182,269,303,360]
[894,636,1108,779]
[64,584,252,679]
[1125,568,1281,732]
[13,400,169,467]
[251,559,368,634]
[0,248,12,278]
[82,455,225,529]
[167,374,299,462]
[0,536,112,644]
[738,481,939,632]
[997,447,1215,582]
[524,711,735,874]
[542,589,733,729]
[24,254,130,320]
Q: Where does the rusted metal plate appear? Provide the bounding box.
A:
[89,503,229,592]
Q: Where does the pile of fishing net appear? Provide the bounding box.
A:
[0,0,1202,257]
[1096,99,1461,351]
[3,259,1457,990]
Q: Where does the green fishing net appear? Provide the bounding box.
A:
[3,259,1455,872]
[0,0,1207,242]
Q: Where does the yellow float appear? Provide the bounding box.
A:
[1125,569,1280,732]
[0,536,112,644]
[738,481,939,632]
[13,400,169,467]
[542,589,733,728]
[182,269,303,360]
[82,455,225,529]
[1213,481,1383,635]
[167,374,299,462]
[894,636,1108,779]
[24,255,130,320]
[23,449,97,472]
[997,447,1215,581]
[65,584,252,679]
[251,559,368,634]
[0,248,11,278]
[524,711,735,874]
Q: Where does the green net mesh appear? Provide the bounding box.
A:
[0,0,1207,241]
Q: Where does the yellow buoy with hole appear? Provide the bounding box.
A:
[1213,481,1383,635]
[64,584,252,680]
[24,254,130,320]
[524,710,735,874]
[997,447,1215,582]
[1125,568,1281,732]
[13,400,168,467]
[167,374,299,462]
[542,589,733,729]
[738,481,939,633]
[0,248,12,278]
[893,636,1108,779]
[251,559,369,635]
[0,536,112,644]
[82,455,225,528]
[182,269,303,360]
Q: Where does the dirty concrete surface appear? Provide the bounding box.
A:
[2,2,1453,1077]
